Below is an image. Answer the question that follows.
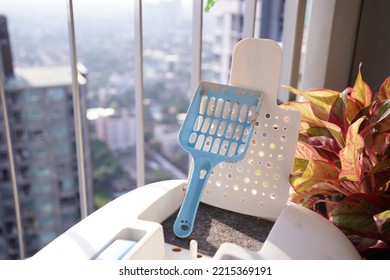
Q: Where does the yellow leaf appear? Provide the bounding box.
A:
[291,159,340,193]
[339,117,366,181]
[378,76,390,101]
[283,85,340,121]
[280,101,323,127]
[295,141,328,161]
[281,101,345,148]
[352,63,372,108]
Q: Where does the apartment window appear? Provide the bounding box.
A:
[0,151,7,162]
[28,129,45,141]
[13,111,21,123]
[15,129,27,141]
[216,15,224,28]
[21,109,44,122]
[9,91,20,104]
[61,210,79,225]
[49,106,66,120]
[20,183,31,197]
[47,87,66,101]
[36,216,54,229]
[231,14,243,33]
[30,165,51,178]
[38,231,56,246]
[58,177,76,192]
[60,196,78,207]
[20,166,29,179]
[29,146,47,159]
[5,223,15,235]
[0,239,5,252]
[34,199,54,216]
[21,201,34,217]
[31,182,51,196]
[0,183,12,199]
[51,125,69,139]
[1,168,9,182]
[20,90,41,102]
[4,206,15,217]
[53,144,72,157]
[16,148,28,161]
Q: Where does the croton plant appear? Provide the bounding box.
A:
[281,65,390,258]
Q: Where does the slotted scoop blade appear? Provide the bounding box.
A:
[173,81,262,238]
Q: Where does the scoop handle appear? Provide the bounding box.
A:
[173,158,212,238]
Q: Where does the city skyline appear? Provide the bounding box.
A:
[0,1,200,258]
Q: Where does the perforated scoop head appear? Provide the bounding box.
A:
[174,81,262,238]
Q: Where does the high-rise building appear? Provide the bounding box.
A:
[0,15,92,259]
[207,0,285,84]
[93,108,136,153]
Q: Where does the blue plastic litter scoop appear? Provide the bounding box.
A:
[173,81,262,238]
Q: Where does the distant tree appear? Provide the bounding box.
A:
[91,139,125,188]
[171,152,189,174]
[161,95,189,124]
[105,89,135,109]
[146,170,173,184]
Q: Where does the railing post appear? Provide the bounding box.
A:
[190,0,203,94]
[0,68,26,259]
[279,0,307,103]
[242,0,257,38]
[66,0,88,218]
[134,0,145,187]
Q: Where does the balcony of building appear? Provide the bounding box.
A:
[0,0,389,261]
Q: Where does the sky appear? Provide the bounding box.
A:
[0,0,191,16]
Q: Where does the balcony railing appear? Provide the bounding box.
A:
[1,0,356,260]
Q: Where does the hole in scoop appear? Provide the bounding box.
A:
[172,247,182,252]
[181,224,189,231]
[199,169,207,180]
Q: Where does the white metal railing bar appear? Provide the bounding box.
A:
[242,0,257,38]
[299,0,335,90]
[301,0,361,91]
[187,0,204,176]
[0,70,26,259]
[190,0,204,94]
[279,0,307,102]
[66,0,88,218]
[134,0,146,187]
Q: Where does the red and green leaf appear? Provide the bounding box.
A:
[329,193,390,241]
[360,99,390,137]
[289,182,340,208]
[307,136,342,155]
[290,159,339,193]
[329,88,352,134]
[352,63,372,108]
[281,101,345,148]
[283,85,340,121]
[339,117,366,181]
[295,141,326,161]
[365,159,390,194]
[319,119,345,148]
[374,210,390,238]
[306,127,333,138]
[345,94,364,123]
[292,141,329,172]
[377,76,390,101]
